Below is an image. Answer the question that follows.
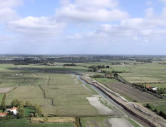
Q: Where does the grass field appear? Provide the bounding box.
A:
[6,74,98,116]
[80,117,110,127]
[98,62,166,87]
[95,78,159,102]
[146,102,166,114]
[31,117,76,123]
[1,62,166,125]
[0,119,74,127]
[0,64,87,88]
[41,74,98,116]
[118,63,166,85]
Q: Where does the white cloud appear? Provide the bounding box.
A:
[145,8,154,18]
[8,16,66,37]
[56,0,128,22]
[0,0,22,22]
[0,0,22,8]
[75,0,118,9]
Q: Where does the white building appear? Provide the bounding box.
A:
[7,107,18,115]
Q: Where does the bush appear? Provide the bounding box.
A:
[25,101,32,107]
[34,105,42,117]
[1,94,6,111]
[92,75,105,78]
[11,99,24,107]
[17,105,24,118]
[159,111,166,119]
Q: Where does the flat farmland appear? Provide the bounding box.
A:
[80,117,110,127]
[0,64,87,88]
[6,71,98,116]
[95,78,159,102]
[80,117,140,127]
[101,62,166,88]
[41,74,98,116]
[6,85,49,105]
[119,63,166,85]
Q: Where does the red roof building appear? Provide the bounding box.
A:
[0,113,7,117]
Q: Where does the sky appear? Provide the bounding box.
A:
[0,0,166,55]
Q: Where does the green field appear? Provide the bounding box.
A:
[0,94,3,103]
[6,73,98,116]
[1,63,97,116]
[1,62,166,125]
[0,119,74,127]
[0,64,87,88]
[80,117,110,127]
[119,63,166,85]
[79,62,166,88]
[146,102,166,114]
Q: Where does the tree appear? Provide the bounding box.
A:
[11,99,23,107]
[1,94,6,111]
[34,105,42,117]
[25,101,32,107]
[17,104,24,118]
[43,116,48,123]
[104,71,113,78]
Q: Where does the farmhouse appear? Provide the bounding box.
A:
[152,87,158,91]
[6,107,18,115]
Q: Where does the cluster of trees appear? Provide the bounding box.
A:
[134,84,166,96]
[135,59,152,63]
[0,56,102,65]
[1,93,6,111]
[92,71,114,79]
[11,99,42,118]
[157,88,166,95]
[1,98,42,119]
[88,65,109,72]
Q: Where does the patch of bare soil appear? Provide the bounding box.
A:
[0,87,14,93]
[87,95,113,115]
[108,118,133,127]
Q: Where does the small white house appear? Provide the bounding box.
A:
[152,87,158,91]
[6,107,18,115]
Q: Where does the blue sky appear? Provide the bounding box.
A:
[0,0,166,55]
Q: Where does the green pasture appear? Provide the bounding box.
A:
[80,117,110,127]
[0,119,74,127]
[6,73,98,116]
